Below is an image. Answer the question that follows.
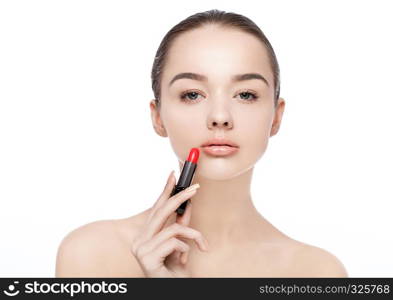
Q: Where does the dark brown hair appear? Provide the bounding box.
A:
[151,9,281,110]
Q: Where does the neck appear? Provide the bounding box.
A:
[182,165,265,249]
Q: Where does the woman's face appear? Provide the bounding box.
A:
[150,25,285,180]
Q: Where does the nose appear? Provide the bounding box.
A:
[207,114,233,130]
[211,120,231,128]
[206,93,234,130]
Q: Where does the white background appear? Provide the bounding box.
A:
[1,0,392,277]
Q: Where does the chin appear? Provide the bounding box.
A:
[195,162,253,181]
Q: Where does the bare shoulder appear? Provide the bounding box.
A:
[55,211,149,277]
[289,241,348,277]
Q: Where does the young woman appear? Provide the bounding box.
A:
[56,9,348,278]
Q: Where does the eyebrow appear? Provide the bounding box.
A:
[168,72,270,87]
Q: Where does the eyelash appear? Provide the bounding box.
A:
[179,89,259,104]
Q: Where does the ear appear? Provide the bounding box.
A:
[150,99,168,137]
[270,97,285,137]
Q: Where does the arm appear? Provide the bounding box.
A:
[55,220,147,277]
[293,244,348,277]
[55,221,108,277]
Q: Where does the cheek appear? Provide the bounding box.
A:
[238,110,273,157]
[164,107,199,136]
[161,108,202,160]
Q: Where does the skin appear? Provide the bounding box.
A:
[55,24,348,277]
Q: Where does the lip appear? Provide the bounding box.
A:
[201,145,239,157]
[201,138,239,148]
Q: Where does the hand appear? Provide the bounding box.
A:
[130,170,209,277]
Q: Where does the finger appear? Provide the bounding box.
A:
[176,194,192,226]
[150,237,190,265]
[158,170,177,206]
[147,170,176,223]
[179,201,209,251]
[141,221,208,255]
[181,249,188,264]
[145,185,200,238]
[168,193,194,266]
[176,200,193,264]
[165,248,182,267]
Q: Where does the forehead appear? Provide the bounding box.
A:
[163,25,273,85]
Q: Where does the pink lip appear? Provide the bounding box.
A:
[201,145,239,157]
[201,138,239,148]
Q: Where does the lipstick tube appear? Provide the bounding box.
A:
[171,148,199,215]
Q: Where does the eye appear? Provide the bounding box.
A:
[237,90,258,102]
[179,89,259,104]
[180,90,204,103]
